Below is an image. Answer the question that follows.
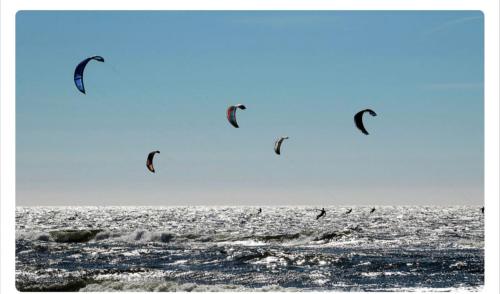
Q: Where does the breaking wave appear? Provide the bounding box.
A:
[79,281,298,292]
[18,228,363,246]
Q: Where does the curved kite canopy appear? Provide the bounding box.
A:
[226,104,246,128]
[146,151,160,173]
[274,136,289,155]
[354,109,377,135]
[74,56,105,94]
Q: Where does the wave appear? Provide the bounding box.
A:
[19,227,363,246]
[252,233,302,242]
[79,280,299,292]
[313,227,361,242]
[49,229,103,243]
[111,230,176,243]
[17,229,176,244]
[16,276,90,292]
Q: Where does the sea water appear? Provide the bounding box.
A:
[15,206,484,291]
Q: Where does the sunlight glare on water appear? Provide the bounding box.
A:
[15,206,484,291]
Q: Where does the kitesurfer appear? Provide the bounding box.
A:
[316,208,326,220]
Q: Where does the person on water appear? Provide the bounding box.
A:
[481,207,484,214]
[257,208,262,214]
[346,208,352,215]
[316,208,326,220]
[370,207,376,214]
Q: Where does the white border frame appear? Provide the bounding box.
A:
[1,1,498,293]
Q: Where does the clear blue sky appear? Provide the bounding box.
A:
[16,11,484,206]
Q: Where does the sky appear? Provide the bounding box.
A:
[16,11,484,206]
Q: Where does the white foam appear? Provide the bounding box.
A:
[79,280,299,292]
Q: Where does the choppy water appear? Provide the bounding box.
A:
[16,206,483,292]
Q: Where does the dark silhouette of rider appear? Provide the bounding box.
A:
[316,208,326,220]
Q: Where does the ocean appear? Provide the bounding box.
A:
[15,206,484,292]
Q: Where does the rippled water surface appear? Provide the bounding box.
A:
[16,206,484,291]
